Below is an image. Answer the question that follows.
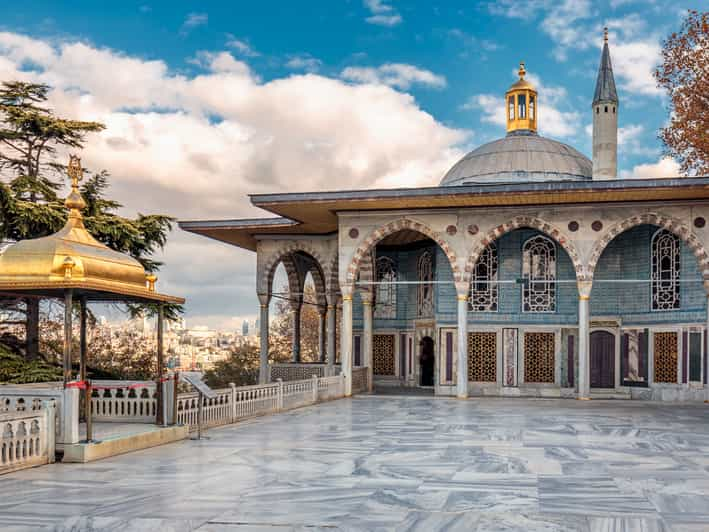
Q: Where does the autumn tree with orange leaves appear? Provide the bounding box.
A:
[654,10,709,176]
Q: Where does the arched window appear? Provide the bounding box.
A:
[529,95,535,121]
[470,243,498,312]
[417,250,434,317]
[651,229,680,311]
[522,235,556,312]
[508,96,514,120]
[374,256,397,318]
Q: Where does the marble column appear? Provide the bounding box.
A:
[318,310,327,362]
[361,291,374,393]
[455,282,469,399]
[327,298,337,367]
[291,303,301,363]
[258,293,271,384]
[577,281,592,400]
[341,284,354,396]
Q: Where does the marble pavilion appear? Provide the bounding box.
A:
[180,34,709,402]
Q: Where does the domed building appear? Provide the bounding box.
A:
[181,34,709,402]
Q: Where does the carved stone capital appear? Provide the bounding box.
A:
[577,280,593,299]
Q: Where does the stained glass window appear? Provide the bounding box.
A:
[417,250,434,318]
[374,256,397,318]
[522,235,556,312]
[651,229,680,311]
[470,243,498,312]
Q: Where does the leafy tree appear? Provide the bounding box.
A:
[203,344,260,388]
[0,81,180,362]
[655,10,709,176]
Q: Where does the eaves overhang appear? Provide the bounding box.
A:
[179,177,709,252]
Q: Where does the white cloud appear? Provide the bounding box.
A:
[341,63,446,90]
[0,31,465,326]
[540,0,593,61]
[285,54,322,73]
[226,35,259,57]
[364,0,402,27]
[620,157,680,178]
[180,12,208,35]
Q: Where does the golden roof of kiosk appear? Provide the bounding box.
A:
[0,156,183,304]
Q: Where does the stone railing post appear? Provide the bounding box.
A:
[44,400,56,463]
[277,378,284,410]
[229,383,236,423]
[312,374,319,403]
[61,387,80,444]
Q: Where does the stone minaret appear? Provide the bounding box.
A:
[592,28,618,179]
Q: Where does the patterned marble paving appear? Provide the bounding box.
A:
[2,396,709,531]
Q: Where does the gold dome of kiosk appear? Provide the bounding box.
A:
[0,156,182,303]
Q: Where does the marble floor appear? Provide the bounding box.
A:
[2,396,709,531]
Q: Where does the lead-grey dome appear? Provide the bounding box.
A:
[441,132,592,186]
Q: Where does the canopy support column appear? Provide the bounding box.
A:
[63,289,74,384]
[455,283,468,399]
[291,303,302,363]
[361,291,374,393]
[341,285,353,396]
[258,293,271,384]
[326,295,337,368]
[577,281,592,400]
[79,297,88,383]
[156,304,165,425]
[318,310,327,362]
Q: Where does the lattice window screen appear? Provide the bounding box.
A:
[468,332,497,382]
[651,230,680,311]
[374,257,397,319]
[470,243,498,312]
[373,334,395,376]
[522,235,556,313]
[524,332,555,383]
[653,331,678,383]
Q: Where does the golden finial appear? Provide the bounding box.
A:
[65,154,86,214]
[603,27,608,43]
[518,61,526,80]
[146,274,157,292]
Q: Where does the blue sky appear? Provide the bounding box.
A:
[0,0,702,328]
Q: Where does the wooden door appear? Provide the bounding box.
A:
[590,331,615,388]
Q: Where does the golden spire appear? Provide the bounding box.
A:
[65,155,86,215]
[603,26,608,43]
[518,61,526,80]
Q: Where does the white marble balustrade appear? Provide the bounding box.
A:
[0,401,56,475]
[90,381,157,423]
[176,372,356,432]
[0,386,65,442]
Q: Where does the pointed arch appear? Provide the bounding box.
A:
[345,218,460,284]
[465,216,585,284]
[586,213,709,281]
[258,242,331,308]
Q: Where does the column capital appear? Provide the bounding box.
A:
[454,281,469,299]
[360,291,374,305]
[257,292,271,306]
[341,283,354,300]
[577,280,593,299]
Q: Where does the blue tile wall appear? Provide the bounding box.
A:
[590,225,705,325]
[353,225,707,332]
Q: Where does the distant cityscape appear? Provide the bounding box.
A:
[94,315,261,372]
